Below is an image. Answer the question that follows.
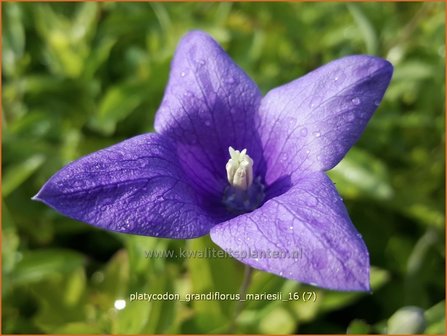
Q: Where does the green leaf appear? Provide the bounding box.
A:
[425,301,445,334]
[187,236,243,331]
[258,306,296,334]
[88,81,146,135]
[13,249,86,286]
[347,3,378,54]
[52,322,105,334]
[328,148,393,201]
[3,3,26,77]
[31,268,88,332]
[347,319,371,334]
[2,202,19,276]
[3,154,46,197]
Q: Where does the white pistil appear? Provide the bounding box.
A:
[226,146,254,191]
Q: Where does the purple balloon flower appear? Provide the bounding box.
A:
[34,31,393,291]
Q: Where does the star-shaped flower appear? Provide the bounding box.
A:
[34,31,393,291]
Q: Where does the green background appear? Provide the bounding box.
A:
[2,2,445,334]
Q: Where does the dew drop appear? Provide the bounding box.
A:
[289,226,294,230]
[344,112,355,122]
[299,127,308,137]
[180,71,186,77]
[286,117,296,126]
[313,131,321,138]
[309,96,322,109]
[204,120,211,127]
[73,180,85,188]
[351,97,361,105]
[305,194,318,207]
[196,59,206,67]
[279,271,284,276]
[226,76,238,84]
[333,70,346,85]
[374,100,380,106]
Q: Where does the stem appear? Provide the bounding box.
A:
[229,265,254,333]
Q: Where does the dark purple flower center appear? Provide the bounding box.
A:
[222,177,265,214]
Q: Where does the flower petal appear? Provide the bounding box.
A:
[210,172,370,291]
[258,55,393,185]
[154,31,264,197]
[33,133,217,238]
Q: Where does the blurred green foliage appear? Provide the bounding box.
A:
[2,2,445,334]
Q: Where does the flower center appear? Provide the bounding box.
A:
[223,147,265,213]
[226,147,253,190]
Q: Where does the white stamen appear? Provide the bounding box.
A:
[226,146,254,190]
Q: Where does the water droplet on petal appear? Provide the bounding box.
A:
[299,127,308,137]
[226,76,238,84]
[289,226,294,230]
[73,180,85,189]
[351,97,361,105]
[374,100,381,106]
[196,59,206,67]
[180,71,186,77]
[344,112,355,122]
[313,131,321,138]
[332,69,346,85]
[309,96,323,109]
[280,153,288,162]
[286,117,296,126]
[279,271,284,276]
[205,120,211,127]
[305,194,318,207]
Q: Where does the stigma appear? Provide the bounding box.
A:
[226,147,254,191]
